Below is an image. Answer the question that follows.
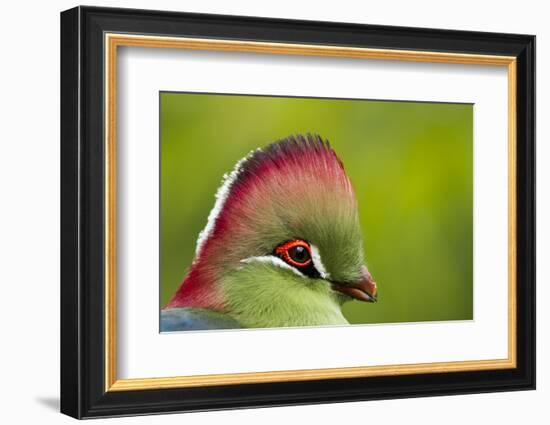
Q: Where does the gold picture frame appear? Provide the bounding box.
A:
[104,33,517,392]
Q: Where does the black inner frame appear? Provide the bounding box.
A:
[60,6,535,419]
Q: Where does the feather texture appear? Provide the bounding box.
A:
[164,134,366,329]
[160,308,243,331]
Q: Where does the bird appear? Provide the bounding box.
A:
[161,133,377,332]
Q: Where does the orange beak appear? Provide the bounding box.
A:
[331,265,378,303]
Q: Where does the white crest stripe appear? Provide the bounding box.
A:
[195,148,262,257]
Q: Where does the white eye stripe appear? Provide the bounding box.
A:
[241,245,330,280]
[240,256,306,278]
[310,244,330,279]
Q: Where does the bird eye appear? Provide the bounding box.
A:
[274,240,312,268]
[288,245,310,264]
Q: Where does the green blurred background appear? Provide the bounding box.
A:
[160,92,473,324]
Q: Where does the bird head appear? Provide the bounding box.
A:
[167,134,377,328]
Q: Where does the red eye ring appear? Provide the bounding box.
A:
[275,239,312,268]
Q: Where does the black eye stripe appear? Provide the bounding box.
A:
[298,262,321,279]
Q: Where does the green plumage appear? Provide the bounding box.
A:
[222,261,349,328]
[163,135,374,331]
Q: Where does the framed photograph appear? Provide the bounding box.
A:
[60,6,535,419]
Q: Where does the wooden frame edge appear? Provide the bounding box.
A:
[104,33,518,392]
[108,358,516,391]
